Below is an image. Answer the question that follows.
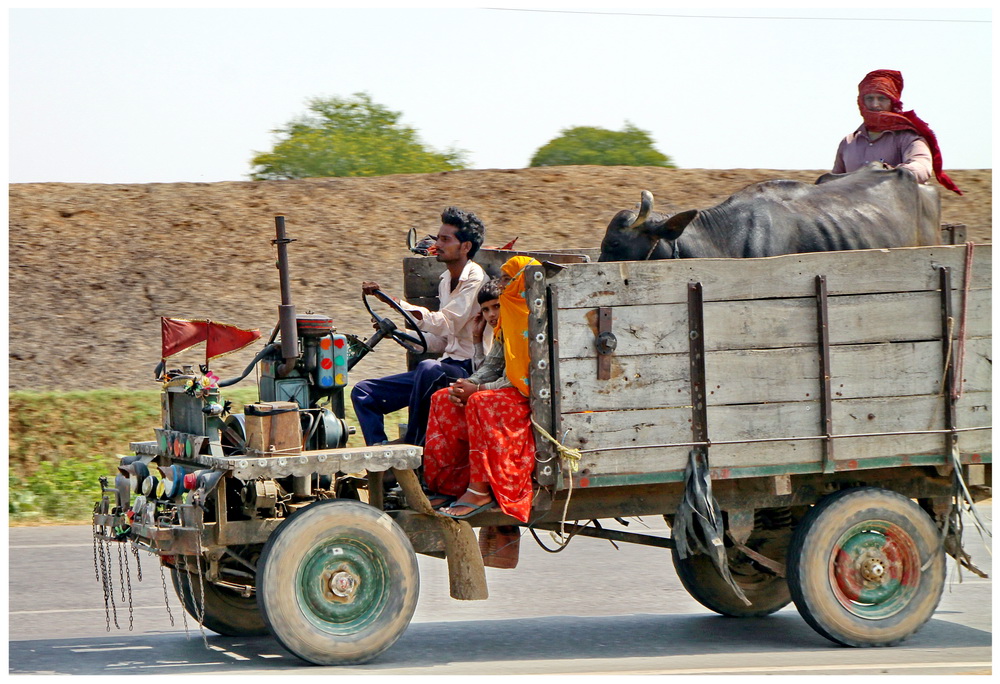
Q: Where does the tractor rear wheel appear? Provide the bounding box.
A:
[788,487,945,647]
[671,527,791,617]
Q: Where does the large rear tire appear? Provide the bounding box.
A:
[671,527,791,617]
[788,487,945,647]
[171,564,269,637]
[257,499,419,665]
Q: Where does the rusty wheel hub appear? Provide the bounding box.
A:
[322,567,360,602]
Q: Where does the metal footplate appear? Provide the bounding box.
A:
[129,441,423,479]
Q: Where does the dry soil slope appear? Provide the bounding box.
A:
[8,166,991,391]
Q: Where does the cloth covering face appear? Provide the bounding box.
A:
[855,69,961,195]
[498,256,540,396]
[423,386,536,523]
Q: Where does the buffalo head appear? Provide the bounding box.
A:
[598,191,699,262]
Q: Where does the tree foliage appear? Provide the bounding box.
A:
[529,122,675,168]
[250,93,468,180]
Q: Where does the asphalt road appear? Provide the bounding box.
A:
[8,507,992,676]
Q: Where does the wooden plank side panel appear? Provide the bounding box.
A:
[558,337,991,413]
[709,338,992,406]
[562,393,991,480]
[564,392,991,456]
[560,354,690,413]
[552,245,991,308]
[547,244,991,488]
[566,433,989,485]
[556,289,992,359]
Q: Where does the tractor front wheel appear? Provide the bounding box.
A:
[257,499,419,665]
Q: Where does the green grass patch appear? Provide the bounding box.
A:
[8,387,405,524]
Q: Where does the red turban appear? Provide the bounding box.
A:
[857,69,962,195]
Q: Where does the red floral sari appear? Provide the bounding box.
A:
[423,386,536,523]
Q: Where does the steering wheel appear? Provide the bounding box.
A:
[362,289,429,355]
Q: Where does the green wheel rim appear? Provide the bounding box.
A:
[829,520,921,620]
[296,537,390,634]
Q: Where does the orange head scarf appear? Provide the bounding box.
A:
[856,69,962,195]
[498,256,540,397]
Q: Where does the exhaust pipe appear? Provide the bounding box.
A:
[273,215,299,378]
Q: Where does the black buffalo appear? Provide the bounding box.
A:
[598,164,941,262]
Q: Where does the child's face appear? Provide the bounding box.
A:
[480,299,501,328]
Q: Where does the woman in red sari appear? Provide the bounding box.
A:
[422,256,539,523]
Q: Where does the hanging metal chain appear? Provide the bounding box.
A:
[117,542,127,604]
[123,545,135,632]
[106,539,120,629]
[97,534,112,632]
[183,554,208,648]
[176,562,191,638]
[195,530,209,649]
[92,524,101,582]
[131,543,143,582]
[158,562,176,627]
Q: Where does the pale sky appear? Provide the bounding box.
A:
[8,6,993,184]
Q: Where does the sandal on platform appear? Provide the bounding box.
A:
[439,487,494,519]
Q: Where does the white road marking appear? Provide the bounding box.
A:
[52,643,129,648]
[208,645,250,661]
[70,646,153,653]
[583,661,992,675]
[10,606,166,615]
[112,662,227,669]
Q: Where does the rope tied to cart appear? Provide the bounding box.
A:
[531,419,582,542]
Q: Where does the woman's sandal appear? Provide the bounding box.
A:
[439,487,494,520]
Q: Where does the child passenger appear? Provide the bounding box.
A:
[471,278,502,370]
[422,257,540,523]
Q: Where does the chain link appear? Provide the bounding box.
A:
[117,542,126,604]
[92,523,100,582]
[132,543,143,582]
[158,562,175,627]
[97,534,112,632]
[106,539,120,629]
[195,531,209,649]
[176,561,191,638]
[183,554,208,648]
[123,544,134,632]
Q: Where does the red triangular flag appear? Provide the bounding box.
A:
[206,322,262,360]
[161,318,209,359]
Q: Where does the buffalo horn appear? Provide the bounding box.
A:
[625,190,654,230]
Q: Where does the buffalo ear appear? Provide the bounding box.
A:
[650,209,698,242]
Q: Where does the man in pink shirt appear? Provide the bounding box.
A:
[833,69,962,195]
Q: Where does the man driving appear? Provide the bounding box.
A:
[351,206,486,446]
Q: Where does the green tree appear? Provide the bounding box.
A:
[250,93,468,180]
[529,122,675,168]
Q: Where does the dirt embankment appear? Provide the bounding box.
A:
[8,166,991,392]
